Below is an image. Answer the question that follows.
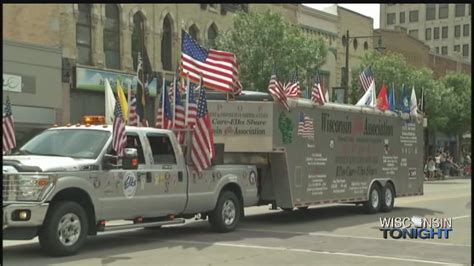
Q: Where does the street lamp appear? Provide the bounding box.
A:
[342,30,385,104]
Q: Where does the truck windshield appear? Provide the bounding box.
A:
[18,129,111,159]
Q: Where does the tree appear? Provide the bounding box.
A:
[439,72,471,136]
[216,11,327,92]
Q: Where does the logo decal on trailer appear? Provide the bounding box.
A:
[123,171,137,198]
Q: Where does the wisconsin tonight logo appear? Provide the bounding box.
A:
[379,216,453,240]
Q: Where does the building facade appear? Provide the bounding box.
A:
[297,5,338,100]
[3,3,375,145]
[380,4,471,62]
[323,5,375,103]
[374,27,471,78]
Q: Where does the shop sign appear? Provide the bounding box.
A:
[75,66,157,96]
[3,74,22,93]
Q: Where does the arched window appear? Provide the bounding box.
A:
[76,4,92,65]
[207,23,218,49]
[161,14,173,71]
[189,24,199,43]
[132,12,145,71]
[104,4,120,69]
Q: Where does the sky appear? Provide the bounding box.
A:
[303,4,380,29]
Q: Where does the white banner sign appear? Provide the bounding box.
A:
[3,74,22,93]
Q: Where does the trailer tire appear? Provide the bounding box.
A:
[38,201,88,257]
[209,191,240,233]
[363,184,382,214]
[381,183,395,212]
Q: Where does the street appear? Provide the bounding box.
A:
[3,178,471,266]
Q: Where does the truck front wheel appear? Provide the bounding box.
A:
[208,191,241,233]
[363,184,382,214]
[38,201,88,256]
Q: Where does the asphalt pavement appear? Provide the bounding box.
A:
[2,178,471,266]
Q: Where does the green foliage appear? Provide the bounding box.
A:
[438,72,472,135]
[350,51,471,137]
[216,11,327,92]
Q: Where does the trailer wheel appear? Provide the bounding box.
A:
[363,184,382,214]
[381,183,395,212]
[209,191,240,233]
[38,201,88,257]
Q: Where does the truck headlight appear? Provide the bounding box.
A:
[15,175,56,201]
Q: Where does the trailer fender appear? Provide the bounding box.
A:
[366,178,395,200]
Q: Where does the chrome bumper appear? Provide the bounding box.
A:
[3,202,49,229]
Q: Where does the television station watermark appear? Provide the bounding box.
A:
[379,216,453,240]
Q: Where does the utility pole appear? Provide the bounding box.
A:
[344,30,350,104]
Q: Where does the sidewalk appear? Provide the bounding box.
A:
[425,174,471,182]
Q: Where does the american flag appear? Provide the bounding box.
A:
[268,66,289,110]
[128,94,138,126]
[191,87,215,173]
[311,73,326,105]
[174,81,186,144]
[3,96,16,154]
[297,112,314,140]
[284,71,301,97]
[186,82,198,129]
[181,30,240,94]
[155,83,173,129]
[112,101,127,156]
[359,66,374,92]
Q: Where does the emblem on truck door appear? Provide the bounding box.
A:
[249,171,256,185]
[123,171,138,198]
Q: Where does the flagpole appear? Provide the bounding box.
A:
[172,73,177,128]
[162,73,166,128]
[184,74,190,128]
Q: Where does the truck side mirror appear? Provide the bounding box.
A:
[102,154,117,170]
[123,148,139,170]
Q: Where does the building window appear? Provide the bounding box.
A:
[409,29,419,39]
[132,12,145,71]
[104,4,120,69]
[455,4,465,17]
[455,25,461,37]
[76,4,92,65]
[207,23,218,49]
[425,28,432,40]
[409,10,419,22]
[433,27,440,39]
[435,47,439,54]
[441,46,447,55]
[161,14,173,71]
[463,24,469,36]
[426,4,436,20]
[439,4,449,19]
[399,12,405,23]
[442,26,448,39]
[462,44,469,57]
[387,13,395,25]
[454,45,460,52]
[189,24,200,44]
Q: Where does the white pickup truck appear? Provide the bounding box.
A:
[3,124,259,256]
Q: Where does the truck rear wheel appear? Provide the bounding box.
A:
[363,184,382,214]
[38,201,88,257]
[381,183,395,212]
[208,191,240,233]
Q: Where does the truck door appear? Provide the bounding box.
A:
[99,132,149,220]
[145,133,187,215]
